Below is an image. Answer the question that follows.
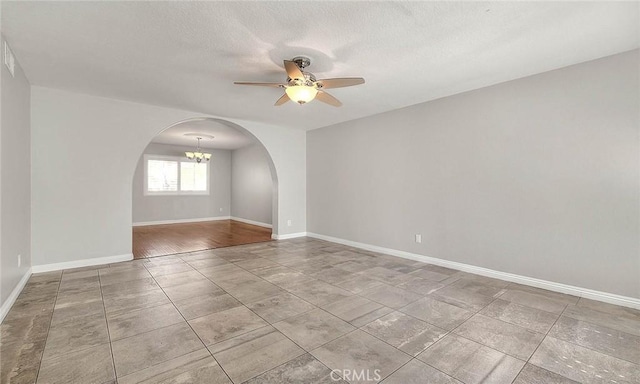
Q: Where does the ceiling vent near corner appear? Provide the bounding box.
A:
[4,41,15,77]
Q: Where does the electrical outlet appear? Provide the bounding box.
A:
[17,254,21,267]
[287,219,292,227]
[219,207,223,212]
[415,234,422,243]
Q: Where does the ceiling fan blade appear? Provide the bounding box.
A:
[315,91,342,107]
[316,77,365,89]
[234,81,284,87]
[284,60,304,80]
[274,94,290,106]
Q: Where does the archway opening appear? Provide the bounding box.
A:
[131,118,278,258]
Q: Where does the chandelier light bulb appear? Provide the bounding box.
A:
[185,137,211,162]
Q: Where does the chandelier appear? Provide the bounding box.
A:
[185,137,211,163]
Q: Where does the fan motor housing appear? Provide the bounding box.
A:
[291,56,311,69]
[287,71,316,86]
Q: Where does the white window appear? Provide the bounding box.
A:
[180,161,208,192]
[144,155,209,195]
[147,159,178,193]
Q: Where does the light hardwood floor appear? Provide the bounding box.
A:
[132,219,272,258]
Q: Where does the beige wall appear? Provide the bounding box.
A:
[307,50,640,298]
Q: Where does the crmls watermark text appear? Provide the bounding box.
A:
[331,369,382,382]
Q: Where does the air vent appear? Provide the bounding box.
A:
[4,41,15,77]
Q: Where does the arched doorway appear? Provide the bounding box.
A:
[131,117,279,258]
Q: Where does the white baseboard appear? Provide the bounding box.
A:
[307,232,640,310]
[0,268,32,323]
[272,232,308,240]
[132,216,231,227]
[230,216,272,229]
[32,253,133,273]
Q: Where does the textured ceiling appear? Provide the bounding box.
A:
[2,1,638,131]
[152,119,254,150]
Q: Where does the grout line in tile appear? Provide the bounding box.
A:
[136,260,237,384]
[192,244,511,368]
[14,239,638,384]
[509,303,570,383]
[396,292,554,380]
[356,315,448,356]
[190,261,320,355]
[33,276,62,384]
[444,296,545,363]
[180,250,397,381]
[307,326,416,382]
[97,269,119,381]
[519,303,640,373]
[142,258,330,383]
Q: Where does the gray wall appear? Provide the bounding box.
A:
[307,50,639,299]
[231,144,273,225]
[1,34,31,307]
[31,87,305,266]
[132,143,231,224]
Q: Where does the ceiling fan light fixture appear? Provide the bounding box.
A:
[285,85,318,104]
[235,57,364,107]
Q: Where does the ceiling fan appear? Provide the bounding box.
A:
[234,56,365,107]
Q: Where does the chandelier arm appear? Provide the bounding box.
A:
[185,136,212,162]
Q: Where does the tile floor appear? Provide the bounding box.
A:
[1,238,639,384]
